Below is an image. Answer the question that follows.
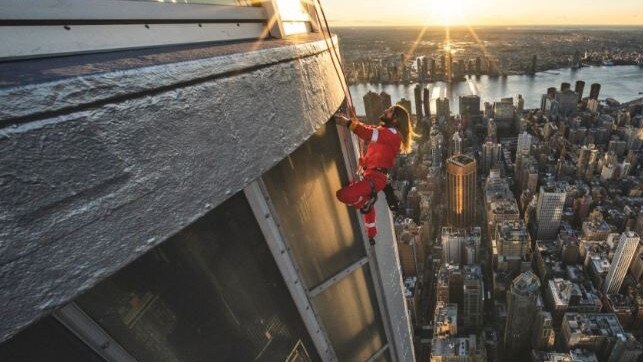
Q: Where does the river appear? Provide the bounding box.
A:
[349,65,643,115]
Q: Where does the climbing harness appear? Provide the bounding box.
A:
[359,177,378,214]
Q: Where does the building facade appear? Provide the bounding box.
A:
[0,2,414,361]
[446,154,477,228]
[603,231,640,294]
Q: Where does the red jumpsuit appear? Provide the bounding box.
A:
[336,119,402,240]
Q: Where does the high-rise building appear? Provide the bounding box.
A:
[629,240,643,283]
[462,265,483,331]
[396,218,425,278]
[493,98,514,130]
[556,89,578,117]
[446,154,477,227]
[577,145,597,178]
[532,311,555,351]
[363,90,383,124]
[423,87,431,118]
[517,131,533,156]
[504,271,541,358]
[436,97,450,120]
[452,132,462,156]
[481,141,501,175]
[530,54,537,75]
[495,220,531,262]
[589,83,601,100]
[516,94,525,115]
[380,91,392,109]
[414,84,423,120]
[0,3,415,361]
[536,184,566,240]
[603,231,640,294]
[442,227,465,265]
[459,95,481,117]
[397,98,412,117]
[575,80,585,101]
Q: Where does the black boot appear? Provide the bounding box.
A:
[383,183,399,212]
[360,194,377,214]
[369,237,376,246]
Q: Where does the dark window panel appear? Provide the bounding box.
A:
[76,192,318,362]
[0,316,104,362]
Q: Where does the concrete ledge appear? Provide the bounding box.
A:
[373,198,416,362]
[0,35,345,341]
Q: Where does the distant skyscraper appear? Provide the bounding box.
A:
[459,95,481,117]
[575,80,585,101]
[603,231,640,294]
[556,89,578,117]
[447,154,477,227]
[530,54,537,75]
[414,84,423,120]
[516,94,525,114]
[536,184,566,240]
[487,118,497,141]
[589,83,601,100]
[436,97,450,119]
[363,90,390,124]
[504,271,541,358]
[423,87,431,118]
[397,98,412,116]
[420,56,429,83]
[380,91,392,109]
[363,91,382,124]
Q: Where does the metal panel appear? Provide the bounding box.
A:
[0,22,265,60]
[308,256,369,298]
[0,0,266,21]
[367,344,390,362]
[53,303,137,362]
[334,114,399,362]
[244,181,338,362]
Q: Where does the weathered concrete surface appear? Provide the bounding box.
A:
[0,36,344,341]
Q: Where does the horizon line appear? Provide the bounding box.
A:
[328,23,643,28]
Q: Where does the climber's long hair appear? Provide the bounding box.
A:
[392,105,419,154]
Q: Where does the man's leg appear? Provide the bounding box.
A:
[336,179,373,209]
[337,179,379,245]
[363,207,377,245]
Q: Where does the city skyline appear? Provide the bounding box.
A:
[323,0,643,27]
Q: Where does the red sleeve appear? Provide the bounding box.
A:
[349,119,375,142]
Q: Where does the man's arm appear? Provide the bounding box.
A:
[335,114,376,142]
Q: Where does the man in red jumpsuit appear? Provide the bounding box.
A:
[335,105,416,245]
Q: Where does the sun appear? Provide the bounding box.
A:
[429,0,470,26]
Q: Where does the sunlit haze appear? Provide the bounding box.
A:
[321,0,643,26]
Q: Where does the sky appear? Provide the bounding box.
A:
[320,0,643,27]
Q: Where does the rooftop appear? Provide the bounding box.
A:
[448,154,476,167]
[564,313,624,338]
